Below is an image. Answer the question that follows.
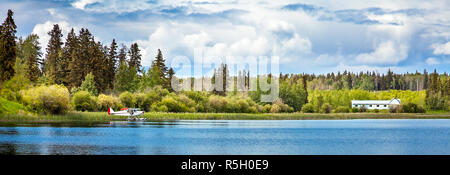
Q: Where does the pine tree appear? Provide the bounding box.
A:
[386,69,393,89]
[118,44,127,64]
[151,49,169,88]
[107,39,118,90]
[424,69,428,90]
[67,32,83,88]
[61,28,78,87]
[212,63,228,96]
[128,43,142,72]
[302,75,308,104]
[22,34,42,83]
[44,24,63,84]
[90,41,108,93]
[0,9,17,83]
[167,67,175,92]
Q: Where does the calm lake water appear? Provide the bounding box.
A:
[1,119,450,155]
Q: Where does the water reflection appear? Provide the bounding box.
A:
[1,119,450,155]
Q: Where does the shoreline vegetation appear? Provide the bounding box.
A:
[1,112,450,124]
[0,9,449,125]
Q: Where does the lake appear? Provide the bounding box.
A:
[1,119,450,155]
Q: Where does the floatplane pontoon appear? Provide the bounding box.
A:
[108,108,147,121]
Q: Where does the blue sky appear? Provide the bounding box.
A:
[0,0,449,75]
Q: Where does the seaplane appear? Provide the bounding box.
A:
[108,107,147,121]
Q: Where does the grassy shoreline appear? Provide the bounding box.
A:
[1,111,450,124]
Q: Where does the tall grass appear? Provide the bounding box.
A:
[142,112,450,120]
[1,111,450,124]
[0,111,128,124]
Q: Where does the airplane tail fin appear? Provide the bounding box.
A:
[108,108,114,115]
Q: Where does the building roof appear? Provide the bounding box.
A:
[351,98,401,105]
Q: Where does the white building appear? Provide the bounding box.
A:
[351,98,401,110]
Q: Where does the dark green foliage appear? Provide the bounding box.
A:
[0,9,17,83]
[167,68,175,92]
[106,39,118,90]
[134,93,153,111]
[301,103,315,113]
[402,103,426,113]
[22,34,42,83]
[72,91,98,111]
[118,44,127,64]
[147,49,170,89]
[44,24,63,84]
[119,91,134,108]
[67,28,109,93]
[128,43,142,72]
[320,103,332,113]
[334,106,350,113]
[115,60,138,92]
[351,107,360,113]
[426,69,448,110]
[71,73,98,96]
[279,79,308,111]
[63,28,78,87]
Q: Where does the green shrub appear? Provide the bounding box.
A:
[0,75,31,101]
[119,91,135,107]
[237,99,250,113]
[21,85,70,114]
[389,105,401,113]
[334,106,350,113]
[273,98,294,113]
[0,97,27,114]
[270,104,281,113]
[70,73,98,96]
[373,109,380,113]
[301,103,315,113]
[97,94,123,111]
[207,95,229,112]
[134,93,152,111]
[402,103,426,113]
[320,103,332,113]
[263,104,272,113]
[158,105,169,112]
[351,107,360,113]
[72,91,98,111]
[157,95,195,112]
[184,91,208,104]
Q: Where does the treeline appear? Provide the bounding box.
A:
[293,69,443,91]
[0,9,449,115]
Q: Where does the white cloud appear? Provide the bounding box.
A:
[135,21,311,67]
[355,41,408,65]
[431,42,450,55]
[426,57,440,65]
[72,0,102,10]
[32,21,76,54]
[336,63,404,73]
[22,0,450,74]
[71,0,156,13]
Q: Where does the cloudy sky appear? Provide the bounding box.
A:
[1,0,449,75]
